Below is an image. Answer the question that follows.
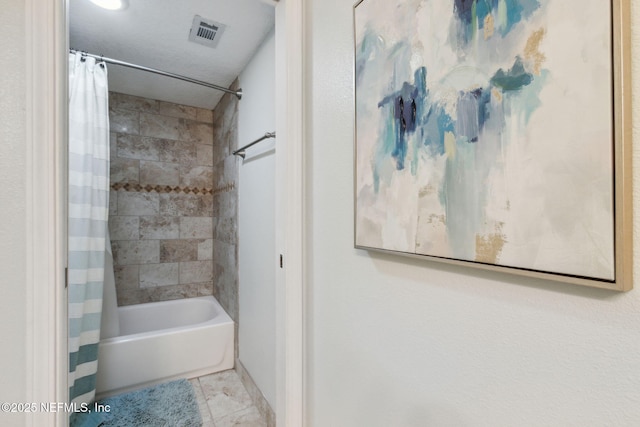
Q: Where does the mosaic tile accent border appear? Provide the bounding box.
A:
[111,182,235,195]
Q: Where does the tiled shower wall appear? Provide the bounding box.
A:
[108,92,217,306]
[210,81,240,323]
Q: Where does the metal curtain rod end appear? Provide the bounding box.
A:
[233,150,246,159]
[236,88,243,100]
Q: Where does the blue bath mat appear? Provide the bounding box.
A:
[73,379,202,427]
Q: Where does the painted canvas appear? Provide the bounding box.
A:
[354,0,616,282]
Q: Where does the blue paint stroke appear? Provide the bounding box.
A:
[455,88,491,143]
[376,67,460,178]
[423,104,454,156]
[490,56,533,91]
[441,137,480,260]
[501,0,541,34]
[378,68,424,171]
[453,0,541,44]
[453,0,475,26]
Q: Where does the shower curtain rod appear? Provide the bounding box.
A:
[70,50,243,99]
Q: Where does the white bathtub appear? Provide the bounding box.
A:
[95,296,234,398]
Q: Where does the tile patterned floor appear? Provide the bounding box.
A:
[190,370,268,427]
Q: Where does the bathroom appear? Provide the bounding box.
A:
[68,0,279,425]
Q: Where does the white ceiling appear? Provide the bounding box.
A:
[69,0,275,110]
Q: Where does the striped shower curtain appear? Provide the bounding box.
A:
[68,52,110,405]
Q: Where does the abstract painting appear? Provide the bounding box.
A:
[354,0,630,287]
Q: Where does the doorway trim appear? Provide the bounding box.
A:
[25,0,68,425]
[275,0,306,425]
[25,0,306,425]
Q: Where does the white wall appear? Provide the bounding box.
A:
[238,29,277,409]
[305,1,640,426]
[0,0,27,425]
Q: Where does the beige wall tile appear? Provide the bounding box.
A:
[216,91,238,132]
[210,88,239,320]
[149,283,200,301]
[110,108,139,134]
[198,282,214,296]
[117,289,153,306]
[226,126,239,155]
[139,216,180,240]
[213,266,238,321]
[160,193,213,217]
[118,191,160,216]
[196,108,214,124]
[223,155,238,184]
[213,191,237,219]
[180,260,213,284]
[180,165,213,188]
[159,102,197,120]
[140,160,180,186]
[140,112,182,140]
[212,162,225,187]
[109,190,118,215]
[118,135,197,165]
[117,134,163,161]
[213,240,236,272]
[114,265,139,290]
[160,239,198,262]
[183,120,213,145]
[214,217,236,244]
[211,193,221,218]
[109,216,140,240]
[112,240,160,265]
[110,157,140,184]
[110,132,117,159]
[180,217,213,239]
[139,263,180,288]
[212,128,229,160]
[196,144,214,166]
[110,92,160,113]
[198,239,213,260]
[160,140,197,165]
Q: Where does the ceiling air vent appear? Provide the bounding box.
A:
[188,15,226,48]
